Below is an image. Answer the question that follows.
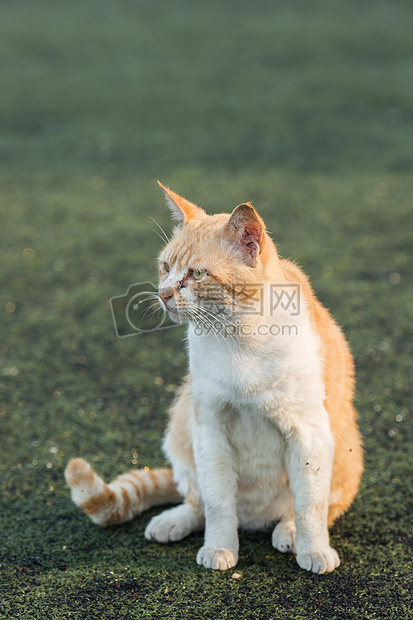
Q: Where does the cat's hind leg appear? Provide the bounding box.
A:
[145,487,204,543]
[146,378,205,543]
[271,518,296,553]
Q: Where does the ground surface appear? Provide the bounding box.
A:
[0,1,412,618]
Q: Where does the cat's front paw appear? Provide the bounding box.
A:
[296,546,340,574]
[196,546,238,570]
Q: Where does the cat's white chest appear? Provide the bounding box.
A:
[188,325,314,417]
[188,326,286,402]
[188,317,326,439]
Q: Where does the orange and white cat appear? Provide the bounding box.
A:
[65,182,363,574]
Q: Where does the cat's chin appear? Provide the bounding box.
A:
[166,308,189,324]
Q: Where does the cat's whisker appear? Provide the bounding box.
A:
[186,310,204,334]
[128,293,166,330]
[139,302,163,325]
[148,235,167,250]
[191,310,226,344]
[191,303,239,340]
[147,215,171,245]
[189,306,229,336]
[186,303,235,350]
[195,303,238,332]
[134,293,160,303]
[189,311,223,348]
[184,303,215,333]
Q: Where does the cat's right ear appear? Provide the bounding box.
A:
[157,181,206,226]
[221,203,266,268]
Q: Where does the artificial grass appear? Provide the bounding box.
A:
[1,1,412,618]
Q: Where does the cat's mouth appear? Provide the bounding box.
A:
[160,298,189,323]
[165,306,190,324]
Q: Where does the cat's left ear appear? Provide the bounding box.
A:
[157,181,206,225]
[222,203,265,267]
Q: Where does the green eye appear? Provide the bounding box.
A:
[162,262,170,273]
[192,269,206,280]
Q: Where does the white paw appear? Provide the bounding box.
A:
[271,520,296,553]
[296,546,340,574]
[145,507,195,543]
[196,546,238,570]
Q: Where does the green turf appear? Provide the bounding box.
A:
[1,1,412,618]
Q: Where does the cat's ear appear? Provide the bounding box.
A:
[157,181,206,225]
[222,203,265,267]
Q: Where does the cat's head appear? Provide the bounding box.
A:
[156,182,277,325]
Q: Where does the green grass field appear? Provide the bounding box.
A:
[1,1,412,618]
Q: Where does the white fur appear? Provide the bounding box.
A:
[159,283,339,573]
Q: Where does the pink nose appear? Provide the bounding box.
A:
[158,287,175,306]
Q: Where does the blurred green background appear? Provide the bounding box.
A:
[0,1,412,618]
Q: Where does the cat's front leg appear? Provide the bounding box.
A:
[193,420,239,571]
[285,417,340,574]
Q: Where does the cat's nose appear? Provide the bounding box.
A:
[158,286,175,306]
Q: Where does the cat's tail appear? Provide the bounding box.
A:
[64,458,182,527]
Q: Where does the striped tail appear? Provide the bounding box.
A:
[64,458,182,527]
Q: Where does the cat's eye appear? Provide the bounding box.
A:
[192,269,207,280]
[162,262,170,273]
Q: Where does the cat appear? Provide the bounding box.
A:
[65,182,363,574]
